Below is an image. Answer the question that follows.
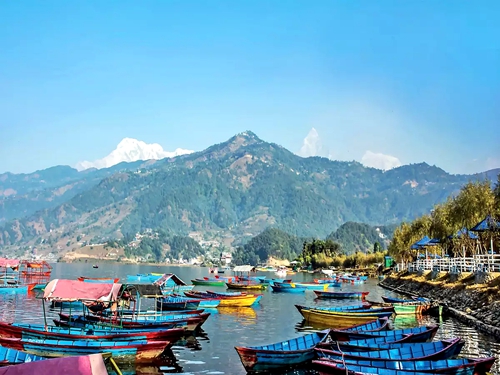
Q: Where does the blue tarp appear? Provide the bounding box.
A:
[449,228,479,240]
[411,235,439,249]
[470,216,500,232]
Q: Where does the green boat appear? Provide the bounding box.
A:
[191,278,227,286]
[392,303,431,315]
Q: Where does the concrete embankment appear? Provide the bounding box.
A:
[380,270,500,339]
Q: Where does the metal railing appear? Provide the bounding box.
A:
[406,254,500,273]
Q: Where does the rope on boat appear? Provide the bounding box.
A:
[335,339,348,375]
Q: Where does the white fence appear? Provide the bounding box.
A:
[405,254,500,273]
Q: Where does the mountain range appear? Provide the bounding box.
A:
[0,131,498,254]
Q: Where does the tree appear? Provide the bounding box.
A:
[373,242,382,253]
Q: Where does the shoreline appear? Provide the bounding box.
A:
[380,271,500,339]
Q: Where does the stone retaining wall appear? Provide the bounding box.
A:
[380,271,500,339]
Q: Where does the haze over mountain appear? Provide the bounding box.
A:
[75,138,194,171]
[0,131,496,255]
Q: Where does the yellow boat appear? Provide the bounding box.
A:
[226,282,267,290]
[300,309,384,328]
[218,295,260,307]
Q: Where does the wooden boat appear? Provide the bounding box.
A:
[234,329,331,372]
[315,338,465,362]
[300,309,386,328]
[314,290,369,299]
[294,303,371,314]
[156,296,220,310]
[57,312,209,332]
[392,303,432,315]
[0,321,185,343]
[328,325,438,342]
[0,285,27,294]
[127,274,162,283]
[297,307,395,319]
[184,291,261,307]
[340,317,390,332]
[206,290,248,297]
[270,284,306,293]
[0,353,116,374]
[313,356,496,374]
[381,296,428,304]
[0,345,45,366]
[330,334,416,350]
[0,336,169,363]
[226,282,267,290]
[191,278,226,286]
[78,277,120,283]
[291,282,329,291]
[92,265,98,269]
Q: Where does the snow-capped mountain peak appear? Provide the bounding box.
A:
[75,138,194,171]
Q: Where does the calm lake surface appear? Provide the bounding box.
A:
[1,263,499,375]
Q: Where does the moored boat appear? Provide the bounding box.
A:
[314,290,369,299]
[234,329,331,372]
[0,345,45,366]
[328,324,438,342]
[0,336,170,363]
[226,282,267,290]
[313,356,496,374]
[270,284,306,293]
[300,309,386,328]
[77,277,120,283]
[315,337,464,362]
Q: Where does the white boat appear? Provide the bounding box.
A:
[321,269,334,276]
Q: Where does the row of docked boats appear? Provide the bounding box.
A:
[233,302,496,374]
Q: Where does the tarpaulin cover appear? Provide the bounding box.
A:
[233,265,254,272]
[43,279,122,302]
[121,283,163,297]
[0,259,20,268]
[0,353,107,375]
[153,273,188,286]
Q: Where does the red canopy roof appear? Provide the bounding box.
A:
[0,353,107,375]
[43,279,122,302]
[0,259,20,268]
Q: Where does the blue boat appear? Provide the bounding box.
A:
[313,356,496,374]
[0,285,28,294]
[315,337,464,362]
[295,303,371,314]
[341,317,390,332]
[0,336,171,363]
[329,324,438,341]
[0,345,45,365]
[313,359,475,375]
[126,273,161,283]
[157,296,220,310]
[270,284,306,293]
[234,329,330,372]
[11,322,182,336]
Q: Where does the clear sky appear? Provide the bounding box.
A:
[1,1,499,175]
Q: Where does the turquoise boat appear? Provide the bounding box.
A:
[126,273,161,283]
[294,303,371,314]
[313,356,495,375]
[0,345,45,365]
[313,359,474,375]
[315,338,464,362]
[234,329,330,372]
[270,284,306,293]
[0,285,28,294]
[0,336,171,363]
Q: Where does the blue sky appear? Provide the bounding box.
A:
[0,1,499,175]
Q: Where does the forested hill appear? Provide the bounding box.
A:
[0,131,490,250]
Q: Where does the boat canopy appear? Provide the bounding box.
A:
[233,265,254,272]
[0,258,20,269]
[43,279,122,302]
[0,353,108,375]
[120,283,163,298]
[153,273,188,286]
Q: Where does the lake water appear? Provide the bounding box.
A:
[1,263,499,374]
